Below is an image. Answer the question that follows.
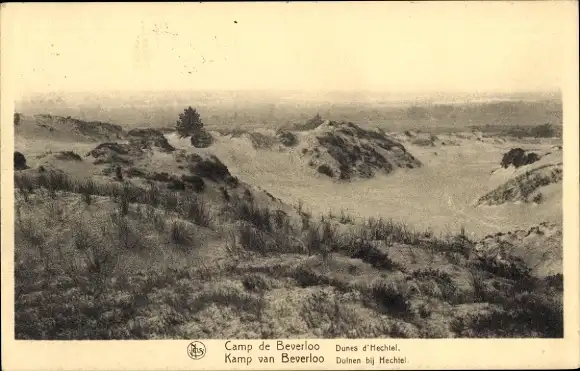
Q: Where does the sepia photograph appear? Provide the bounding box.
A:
[1,2,578,367]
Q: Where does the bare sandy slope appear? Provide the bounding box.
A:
[178,132,562,239]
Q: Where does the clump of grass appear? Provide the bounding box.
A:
[292,265,327,287]
[237,223,271,254]
[300,290,360,338]
[234,198,272,232]
[70,221,119,298]
[145,183,160,207]
[115,166,123,181]
[339,210,355,224]
[339,235,401,270]
[188,286,267,321]
[365,217,421,245]
[169,220,193,246]
[162,191,179,212]
[17,216,47,262]
[181,175,205,192]
[369,280,411,317]
[104,211,141,250]
[453,291,563,338]
[78,179,97,205]
[46,200,65,224]
[412,268,460,303]
[242,273,271,293]
[117,185,130,216]
[182,195,212,227]
[303,221,339,257]
[220,187,230,202]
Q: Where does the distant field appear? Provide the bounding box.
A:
[15,92,562,134]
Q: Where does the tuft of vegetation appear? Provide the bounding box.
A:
[501,148,541,168]
[370,281,411,317]
[55,151,83,161]
[188,155,231,182]
[169,220,193,246]
[317,164,334,177]
[14,151,28,170]
[181,175,205,192]
[294,113,325,131]
[182,195,212,227]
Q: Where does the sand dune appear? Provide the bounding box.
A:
[13,111,564,340]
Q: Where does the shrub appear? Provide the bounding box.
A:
[14,151,27,170]
[317,164,334,177]
[167,179,186,191]
[79,180,96,205]
[277,130,298,147]
[225,175,239,188]
[303,221,339,257]
[189,156,231,182]
[220,187,230,202]
[149,172,171,182]
[181,175,205,192]
[341,236,400,270]
[455,290,563,338]
[55,151,83,161]
[532,192,544,204]
[126,167,146,178]
[531,123,556,138]
[365,217,420,245]
[169,221,192,245]
[115,166,123,181]
[501,148,541,168]
[295,113,324,131]
[190,130,214,148]
[182,196,212,227]
[370,281,411,317]
[238,223,270,253]
[234,198,272,232]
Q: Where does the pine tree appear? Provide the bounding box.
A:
[176,106,204,138]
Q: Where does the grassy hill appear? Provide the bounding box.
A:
[13,114,563,339]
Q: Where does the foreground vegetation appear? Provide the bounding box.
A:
[14,169,563,339]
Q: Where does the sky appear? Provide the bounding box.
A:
[2,1,577,95]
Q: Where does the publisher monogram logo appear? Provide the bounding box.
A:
[187,341,206,360]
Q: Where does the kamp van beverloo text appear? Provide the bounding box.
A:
[224,340,324,365]
[222,340,408,366]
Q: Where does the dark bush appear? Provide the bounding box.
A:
[501,148,541,168]
[181,175,205,192]
[531,123,556,138]
[294,113,324,131]
[14,151,27,170]
[115,166,123,181]
[277,130,298,147]
[370,281,411,317]
[225,175,239,188]
[55,151,82,161]
[317,164,334,177]
[168,179,186,191]
[126,167,146,178]
[190,130,214,148]
[220,187,230,202]
[189,156,231,182]
[149,172,171,182]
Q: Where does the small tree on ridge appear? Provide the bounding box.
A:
[176,106,204,138]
